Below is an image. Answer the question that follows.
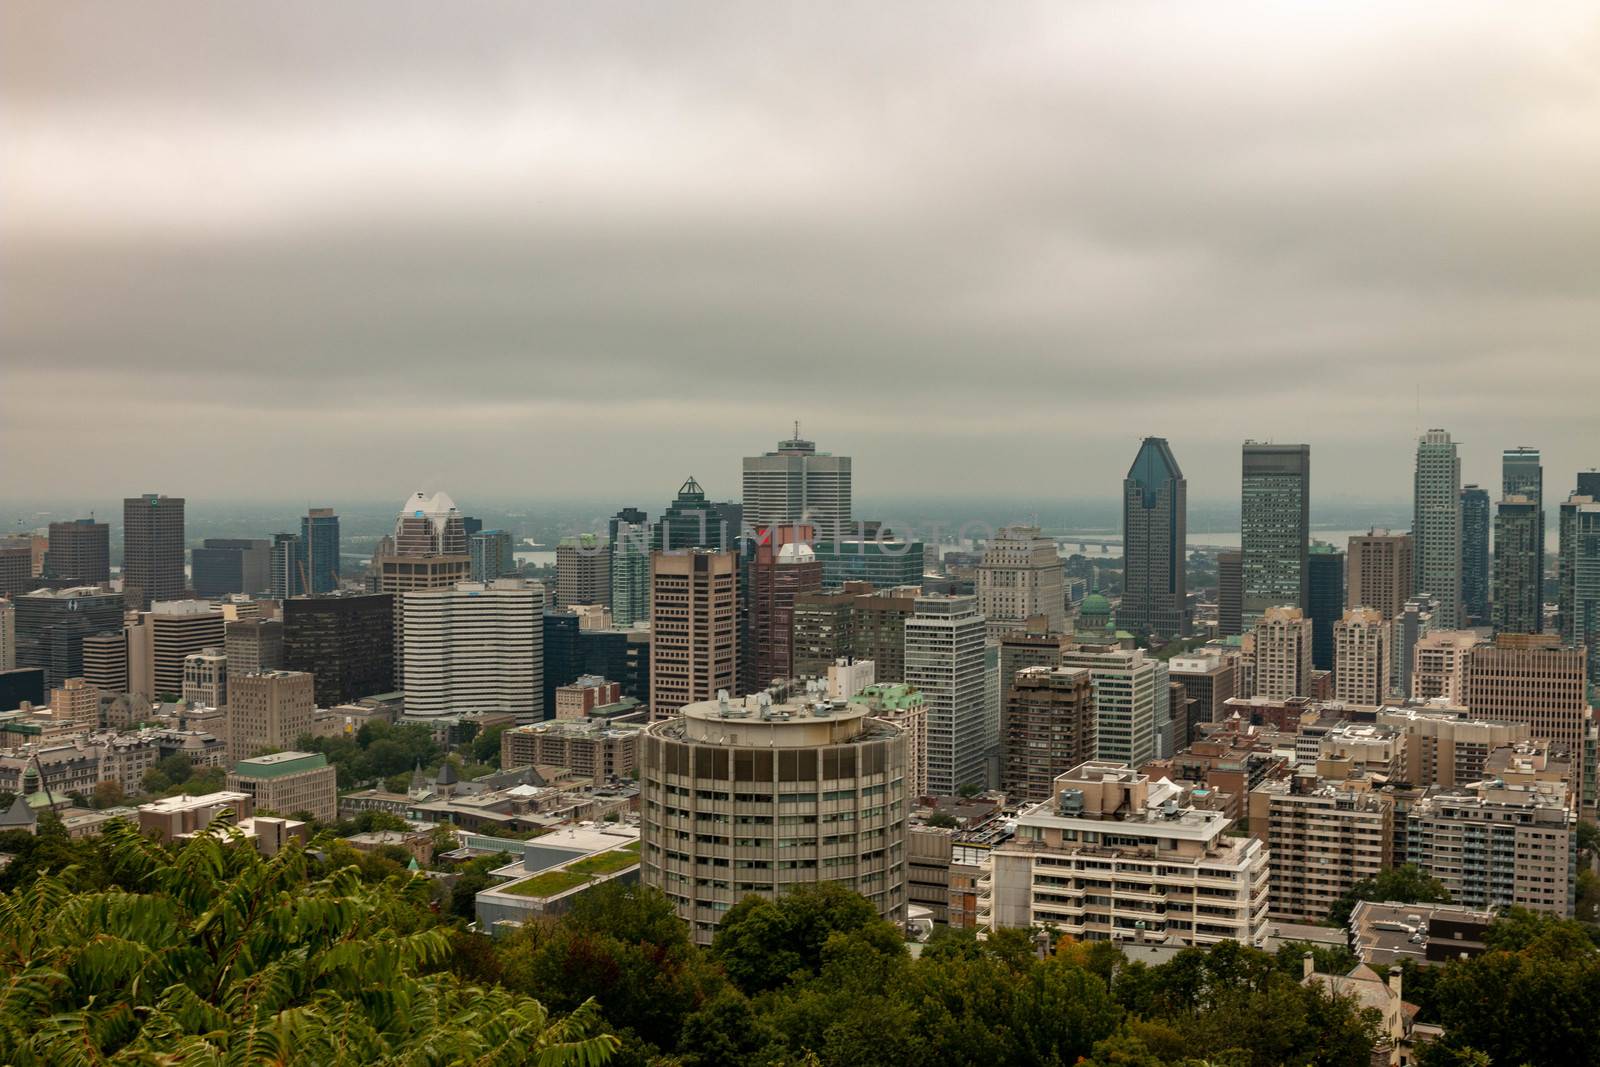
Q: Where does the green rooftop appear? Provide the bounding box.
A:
[231,751,329,779]
[499,846,639,899]
[850,683,924,710]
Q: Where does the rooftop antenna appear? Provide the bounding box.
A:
[793,419,801,439]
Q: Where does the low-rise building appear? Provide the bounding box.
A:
[1348,900,1496,968]
[500,718,642,781]
[474,826,642,934]
[226,751,337,824]
[139,791,255,841]
[984,760,1269,946]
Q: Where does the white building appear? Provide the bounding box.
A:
[904,594,990,794]
[1333,608,1389,706]
[1252,606,1312,701]
[983,761,1269,946]
[401,579,543,722]
[741,430,851,540]
[976,525,1066,637]
[1060,645,1169,766]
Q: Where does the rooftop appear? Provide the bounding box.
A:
[231,751,329,778]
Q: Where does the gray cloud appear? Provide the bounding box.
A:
[4,1,1598,506]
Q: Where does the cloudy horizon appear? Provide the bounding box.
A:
[5,2,1598,506]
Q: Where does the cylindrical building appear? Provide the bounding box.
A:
[640,688,908,944]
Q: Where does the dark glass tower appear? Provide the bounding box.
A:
[301,508,341,594]
[1493,495,1542,634]
[654,476,742,552]
[1117,437,1187,639]
[1460,485,1490,626]
[1307,545,1344,672]
[122,493,185,610]
[1240,443,1310,622]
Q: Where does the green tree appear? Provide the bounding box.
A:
[474,723,509,767]
[0,821,618,1066]
[90,779,124,809]
[712,881,899,995]
[1327,863,1451,927]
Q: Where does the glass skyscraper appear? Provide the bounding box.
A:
[1413,429,1462,630]
[1117,436,1188,639]
[1240,442,1310,623]
[1559,489,1600,704]
[1307,544,1344,672]
[301,507,341,594]
[1460,485,1490,626]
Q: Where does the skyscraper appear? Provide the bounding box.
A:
[608,508,651,627]
[649,549,739,719]
[1060,645,1169,766]
[1307,544,1344,673]
[401,579,544,722]
[1251,605,1313,701]
[468,529,515,583]
[741,427,851,542]
[1333,607,1390,705]
[44,519,110,584]
[1502,448,1544,585]
[1493,495,1541,635]
[1557,490,1600,704]
[1413,430,1462,629]
[1460,485,1491,625]
[744,525,822,691]
[654,477,742,552]
[13,586,125,688]
[122,493,185,610]
[904,593,990,794]
[269,533,304,600]
[1347,531,1414,619]
[376,491,472,685]
[556,535,611,608]
[191,539,271,597]
[1465,633,1588,801]
[282,594,393,706]
[301,507,340,594]
[1216,550,1243,637]
[976,525,1066,638]
[1240,442,1310,621]
[1117,436,1187,639]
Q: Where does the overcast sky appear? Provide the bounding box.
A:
[4,1,1598,508]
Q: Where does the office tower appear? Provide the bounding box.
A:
[649,549,739,719]
[191,539,271,598]
[1333,608,1390,705]
[1001,665,1095,803]
[1346,531,1414,619]
[132,600,225,699]
[608,509,651,626]
[227,670,316,762]
[741,427,852,541]
[227,752,338,824]
[300,508,340,593]
[976,525,1066,638]
[1493,494,1542,635]
[1558,491,1600,703]
[13,586,125,688]
[400,579,543,722]
[281,594,393,706]
[1307,545,1344,672]
[1240,442,1311,621]
[376,492,472,685]
[122,493,186,610]
[269,533,304,600]
[1410,630,1480,704]
[0,543,33,598]
[654,477,742,552]
[792,584,918,681]
[1248,774,1391,923]
[1216,550,1243,637]
[1460,486,1491,625]
[469,529,515,583]
[542,612,581,714]
[1406,780,1574,916]
[985,762,1269,946]
[225,617,284,678]
[1168,651,1236,735]
[182,648,228,708]
[556,535,611,608]
[904,594,990,794]
[1118,436,1188,639]
[0,600,12,671]
[44,519,110,584]
[812,536,925,591]
[1413,430,1463,629]
[745,525,822,691]
[1251,606,1313,701]
[1502,448,1544,602]
[1466,633,1588,798]
[1579,471,1600,498]
[1060,645,1168,766]
[81,630,129,693]
[639,691,907,945]
[1391,595,1437,698]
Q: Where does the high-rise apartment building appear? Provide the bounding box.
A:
[1465,634,1588,799]
[44,519,110,584]
[1410,630,1480,704]
[904,594,990,794]
[282,594,393,706]
[849,682,928,799]
[300,508,341,594]
[649,549,739,720]
[976,525,1065,638]
[1460,486,1491,625]
[1494,495,1542,635]
[654,477,742,552]
[1307,545,1344,672]
[639,691,907,944]
[400,579,543,722]
[744,525,822,691]
[556,535,611,608]
[1248,774,1391,923]
[1001,665,1095,803]
[191,539,271,598]
[1413,430,1462,629]
[1060,644,1170,766]
[1252,606,1313,701]
[1502,447,1544,605]
[1333,608,1390,705]
[122,494,186,610]
[13,586,125,688]
[1347,531,1414,619]
[608,508,651,626]
[1240,442,1310,621]
[985,762,1269,946]
[1557,491,1600,703]
[227,670,316,762]
[468,529,515,583]
[1375,706,1527,788]
[792,584,918,681]
[741,429,851,542]
[1117,437,1188,639]
[49,677,101,729]
[1407,780,1574,916]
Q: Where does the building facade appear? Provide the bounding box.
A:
[44,519,110,584]
[1493,494,1542,635]
[227,751,338,824]
[1250,775,1391,923]
[649,549,739,719]
[1460,486,1491,626]
[1557,492,1600,703]
[1241,442,1311,622]
[556,535,611,608]
[227,670,317,762]
[122,493,186,611]
[1307,545,1344,673]
[401,579,544,722]
[740,430,851,542]
[976,525,1066,638]
[1000,666,1095,803]
[1252,606,1313,701]
[1333,608,1390,706]
[904,594,991,794]
[301,508,341,594]
[1118,436,1188,640]
[1347,531,1414,620]
[1413,430,1463,629]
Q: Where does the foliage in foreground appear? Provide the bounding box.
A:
[0,821,617,1067]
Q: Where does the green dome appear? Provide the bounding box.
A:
[1080,594,1111,614]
